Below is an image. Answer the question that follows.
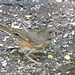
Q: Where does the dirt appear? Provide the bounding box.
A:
[0,2,75,75]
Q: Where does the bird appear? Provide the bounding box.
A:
[16,18,55,51]
[0,22,55,65]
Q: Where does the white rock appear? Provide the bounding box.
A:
[56,0,62,2]
[1,60,7,66]
[63,33,68,38]
[0,10,2,12]
[72,31,75,35]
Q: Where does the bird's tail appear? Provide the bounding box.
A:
[0,25,16,38]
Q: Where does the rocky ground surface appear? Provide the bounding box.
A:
[0,2,75,75]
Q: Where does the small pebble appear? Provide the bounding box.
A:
[25,15,32,19]
[11,25,19,29]
[72,30,75,35]
[0,30,2,32]
[56,0,62,2]
[3,36,9,41]
[11,22,20,29]
[66,71,70,74]
[48,55,53,59]
[63,33,68,38]
[0,10,2,12]
[1,60,7,66]
[71,22,75,26]
[64,55,70,60]
[13,14,18,17]
[0,44,4,47]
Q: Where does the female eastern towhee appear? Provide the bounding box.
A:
[0,21,55,65]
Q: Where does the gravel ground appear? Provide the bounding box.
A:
[0,2,75,75]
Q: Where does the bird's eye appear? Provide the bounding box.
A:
[49,31,52,34]
[47,38,52,41]
[48,38,52,40]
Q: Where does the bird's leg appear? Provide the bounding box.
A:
[25,54,42,65]
[30,54,39,59]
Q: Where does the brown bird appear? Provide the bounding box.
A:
[0,23,55,65]
[16,19,55,51]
